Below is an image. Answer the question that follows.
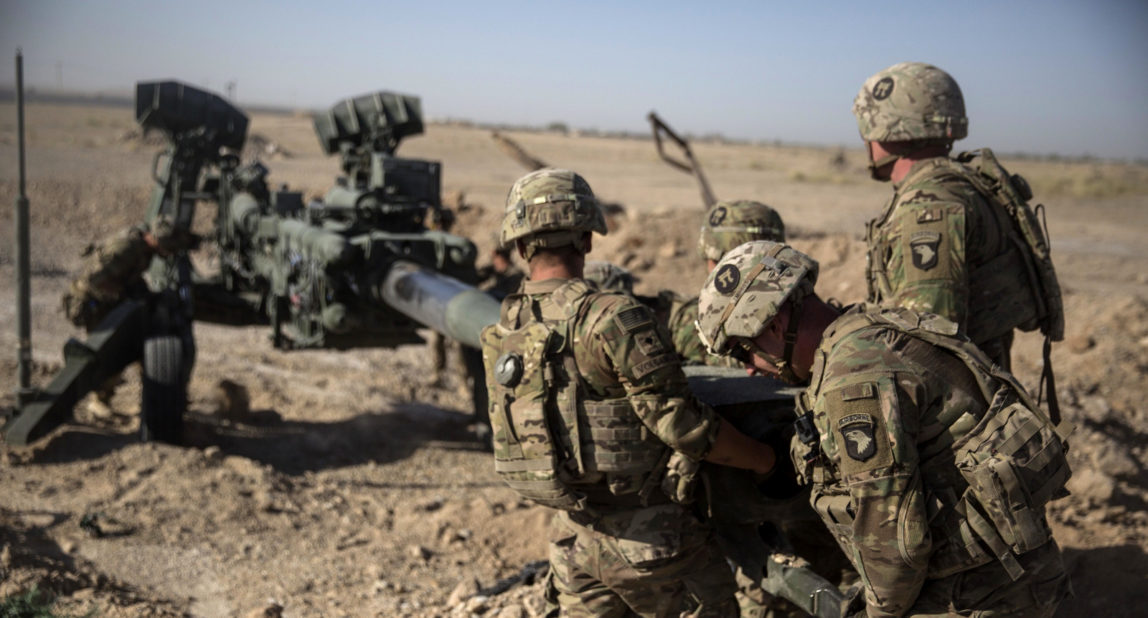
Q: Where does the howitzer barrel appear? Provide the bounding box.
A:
[379,261,500,349]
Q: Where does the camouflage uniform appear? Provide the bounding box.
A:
[854,62,1050,370]
[477,261,526,301]
[481,169,738,617]
[696,241,1073,618]
[582,261,709,366]
[62,224,157,330]
[697,200,786,370]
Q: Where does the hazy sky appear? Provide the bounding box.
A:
[2,0,1146,159]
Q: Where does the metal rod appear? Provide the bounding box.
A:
[16,49,33,400]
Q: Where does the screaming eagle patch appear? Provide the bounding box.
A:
[909,231,941,271]
[838,413,877,462]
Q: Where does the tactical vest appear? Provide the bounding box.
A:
[795,307,1072,582]
[866,150,1065,347]
[479,280,669,512]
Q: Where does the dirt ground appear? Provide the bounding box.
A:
[0,101,1146,617]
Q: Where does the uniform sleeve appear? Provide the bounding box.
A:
[816,369,933,617]
[886,195,969,327]
[583,297,722,461]
[665,297,708,365]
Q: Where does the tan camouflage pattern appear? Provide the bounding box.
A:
[61,225,155,329]
[519,279,721,462]
[499,168,607,248]
[482,277,734,615]
[852,62,968,143]
[583,260,637,295]
[866,156,1037,366]
[547,508,738,617]
[695,241,819,357]
[792,303,1070,616]
[698,199,786,262]
[662,295,742,368]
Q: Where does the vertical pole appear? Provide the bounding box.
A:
[16,49,33,401]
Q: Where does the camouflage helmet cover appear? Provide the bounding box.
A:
[852,62,968,143]
[696,240,819,356]
[500,168,607,252]
[583,260,637,294]
[698,200,786,262]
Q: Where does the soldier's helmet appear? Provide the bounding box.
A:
[852,62,968,143]
[500,168,607,258]
[584,260,637,294]
[698,200,786,262]
[696,241,818,356]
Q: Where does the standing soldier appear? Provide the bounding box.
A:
[481,169,775,617]
[853,62,1064,373]
[696,240,1073,617]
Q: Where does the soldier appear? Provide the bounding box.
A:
[674,199,788,367]
[853,62,1064,371]
[477,241,526,302]
[62,217,185,330]
[481,169,776,617]
[696,240,1073,617]
[61,217,189,413]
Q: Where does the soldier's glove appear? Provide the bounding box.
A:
[661,451,702,505]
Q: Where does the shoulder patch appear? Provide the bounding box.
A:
[909,231,941,271]
[840,382,877,401]
[822,378,896,476]
[916,208,944,224]
[630,353,677,381]
[614,305,653,334]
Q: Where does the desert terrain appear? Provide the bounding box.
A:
[1,100,1146,617]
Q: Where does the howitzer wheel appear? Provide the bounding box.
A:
[140,335,188,444]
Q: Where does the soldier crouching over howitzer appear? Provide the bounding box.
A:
[62,215,193,331]
[696,240,1074,618]
[480,169,776,617]
[60,216,195,413]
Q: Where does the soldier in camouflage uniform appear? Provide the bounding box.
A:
[477,241,526,302]
[481,169,777,617]
[62,217,184,330]
[61,217,188,411]
[676,200,788,368]
[853,62,1063,371]
[696,241,1073,617]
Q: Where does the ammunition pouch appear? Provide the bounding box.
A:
[481,318,586,511]
[481,282,672,512]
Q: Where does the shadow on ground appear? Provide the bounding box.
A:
[1058,544,1148,617]
[21,401,488,475]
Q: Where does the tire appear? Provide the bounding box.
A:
[140,335,187,444]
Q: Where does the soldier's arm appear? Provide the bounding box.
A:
[664,296,708,365]
[817,370,931,617]
[887,197,969,326]
[589,297,774,474]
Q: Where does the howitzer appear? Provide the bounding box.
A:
[5,82,501,446]
[198,90,497,351]
[4,81,241,444]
